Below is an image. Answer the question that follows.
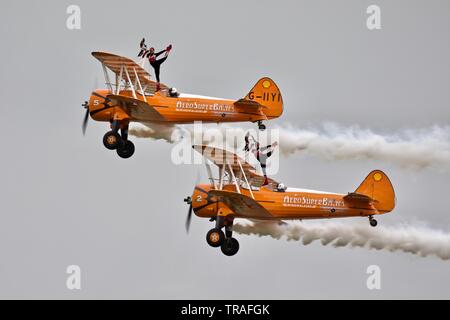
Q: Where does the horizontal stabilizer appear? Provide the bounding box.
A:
[343,192,373,203]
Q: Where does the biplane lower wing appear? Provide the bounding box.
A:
[209,190,273,219]
[106,94,166,121]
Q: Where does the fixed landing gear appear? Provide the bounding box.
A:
[206,228,225,247]
[103,131,121,150]
[117,140,135,159]
[206,217,240,256]
[369,216,378,227]
[257,120,266,131]
[221,238,239,256]
[102,121,135,158]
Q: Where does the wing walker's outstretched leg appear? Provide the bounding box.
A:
[147,44,172,91]
[245,137,278,186]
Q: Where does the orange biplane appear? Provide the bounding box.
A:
[82,52,283,158]
[184,145,396,256]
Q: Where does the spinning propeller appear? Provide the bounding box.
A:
[184,196,193,233]
[81,101,89,135]
[82,78,104,135]
[184,170,201,233]
[81,84,111,135]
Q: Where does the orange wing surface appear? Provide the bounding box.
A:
[106,94,165,122]
[192,145,279,187]
[91,51,168,94]
[209,190,273,219]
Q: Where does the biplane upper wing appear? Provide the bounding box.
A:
[92,51,168,94]
[192,145,279,187]
[106,94,165,121]
[208,190,273,219]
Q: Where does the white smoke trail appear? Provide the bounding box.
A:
[276,123,450,170]
[234,220,450,261]
[129,122,177,143]
[129,122,450,170]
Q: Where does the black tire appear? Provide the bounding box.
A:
[221,238,239,256]
[370,219,378,227]
[116,140,135,159]
[103,131,122,150]
[206,228,225,248]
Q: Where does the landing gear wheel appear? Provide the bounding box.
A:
[257,120,266,131]
[221,238,239,256]
[369,218,378,227]
[206,228,225,248]
[103,131,122,150]
[116,140,135,159]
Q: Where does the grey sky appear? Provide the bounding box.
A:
[0,0,449,299]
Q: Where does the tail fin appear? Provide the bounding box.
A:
[236,77,283,119]
[354,170,396,212]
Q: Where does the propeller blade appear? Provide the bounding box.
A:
[82,107,89,135]
[185,203,193,233]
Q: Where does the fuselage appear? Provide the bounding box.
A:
[192,184,387,221]
[88,89,275,124]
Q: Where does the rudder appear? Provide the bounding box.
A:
[355,170,396,212]
[241,77,283,119]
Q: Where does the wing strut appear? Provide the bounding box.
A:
[101,64,113,92]
[237,159,254,199]
[133,67,147,102]
[227,163,241,194]
[218,166,224,190]
[205,160,217,189]
[117,65,124,95]
[123,67,137,99]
